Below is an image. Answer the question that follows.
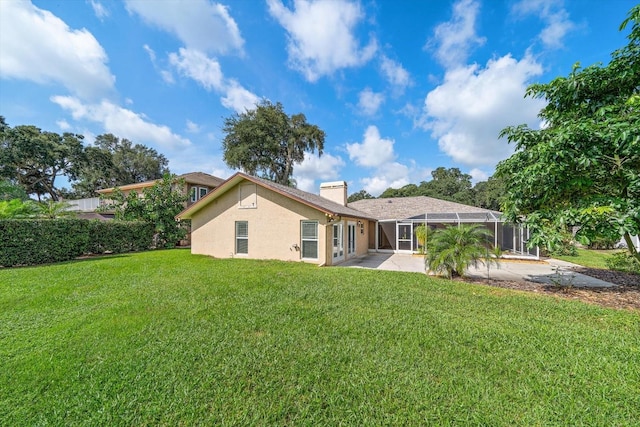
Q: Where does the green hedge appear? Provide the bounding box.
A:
[0,219,154,267]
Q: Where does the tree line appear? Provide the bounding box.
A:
[0,116,168,201]
[347,167,505,211]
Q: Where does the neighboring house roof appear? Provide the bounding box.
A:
[349,196,499,221]
[97,172,224,194]
[177,172,374,220]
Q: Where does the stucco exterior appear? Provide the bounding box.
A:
[187,177,369,266]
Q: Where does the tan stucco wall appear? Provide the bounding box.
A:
[190,180,370,265]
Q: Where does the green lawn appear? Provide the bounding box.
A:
[1,250,639,425]
[554,248,623,269]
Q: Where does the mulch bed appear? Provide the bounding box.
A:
[461,268,640,312]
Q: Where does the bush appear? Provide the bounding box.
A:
[0,219,154,267]
[605,252,640,274]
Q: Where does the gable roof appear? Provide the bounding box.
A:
[97,172,224,194]
[177,172,374,220]
[348,196,499,221]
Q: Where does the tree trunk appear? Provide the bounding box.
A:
[623,232,640,262]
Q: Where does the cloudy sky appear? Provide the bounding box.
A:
[0,0,634,195]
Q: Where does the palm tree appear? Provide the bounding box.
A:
[426,224,493,279]
[36,200,76,219]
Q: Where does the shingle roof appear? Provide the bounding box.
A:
[348,196,498,220]
[179,172,225,188]
[246,174,372,219]
[97,172,224,193]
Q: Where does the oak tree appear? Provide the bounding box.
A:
[222,100,325,186]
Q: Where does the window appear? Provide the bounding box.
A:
[235,221,248,254]
[301,221,318,259]
[190,186,208,202]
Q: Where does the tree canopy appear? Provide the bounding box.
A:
[0,117,170,200]
[70,133,169,197]
[0,117,85,201]
[222,100,325,186]
[379,167,479,207]
[496,5,640,260]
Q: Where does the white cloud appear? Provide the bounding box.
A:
[267,0,377,82]
[186,120,201,133]
[56,119,71,130]
[357,88,384,116]
[468,168,489,183]
[125,0,244,54]
[360,162,411,196]
[51,95,191,150]
[89,0,109,20]
[169,48,225,91]
[168,48,258,112]
[426,0,486,68]
[512,0,575,49]
[143,44,156,62]
[293,152,345,192]
[220,80,260,113]
[380,55,411,93]
[0,1,114,99]
[346,125,395,168]
[421,53,545,167]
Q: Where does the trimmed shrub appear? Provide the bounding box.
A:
[0,219,154,267]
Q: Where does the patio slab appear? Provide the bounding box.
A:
[338,253,618,288]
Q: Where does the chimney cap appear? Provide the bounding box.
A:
[320,181,347,188]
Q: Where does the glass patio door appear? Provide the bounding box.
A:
[333,223,344,262]
[347,222,356,256]
[396,222,413,252]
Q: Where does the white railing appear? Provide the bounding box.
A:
[66,197,101,212]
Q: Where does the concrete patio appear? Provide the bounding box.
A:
[338,253,617,287]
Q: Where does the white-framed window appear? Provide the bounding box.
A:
[190,186,208,202]
[301,221,318,259]
[235,221,248,254]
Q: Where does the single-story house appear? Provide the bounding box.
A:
[177,172,538,265]
[177,173,373,266]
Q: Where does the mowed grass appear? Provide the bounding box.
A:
[555,248,624,269]
[1,250,639,426]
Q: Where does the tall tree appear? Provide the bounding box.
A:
[496,5,640,260]
[70,134,169,197]
[222,100,325,186]
[0,118,85,201]
[473,175,506,211]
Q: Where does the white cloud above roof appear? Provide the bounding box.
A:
[512,0,576,49]
[426,0,486,68]
[357,88,384,116]
[380,55,411,93]
[125,0,244,55]
[267,0,377,82]
[346,125,395,168]
[0,1,114,100]
[294,152,345,192]
[51,95,191,150]
[421,54,545,166]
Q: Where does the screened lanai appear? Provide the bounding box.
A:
[348,197,538,259]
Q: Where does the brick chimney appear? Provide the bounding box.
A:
[320,181,347,206]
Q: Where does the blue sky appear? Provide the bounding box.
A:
[0,0,635,196]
